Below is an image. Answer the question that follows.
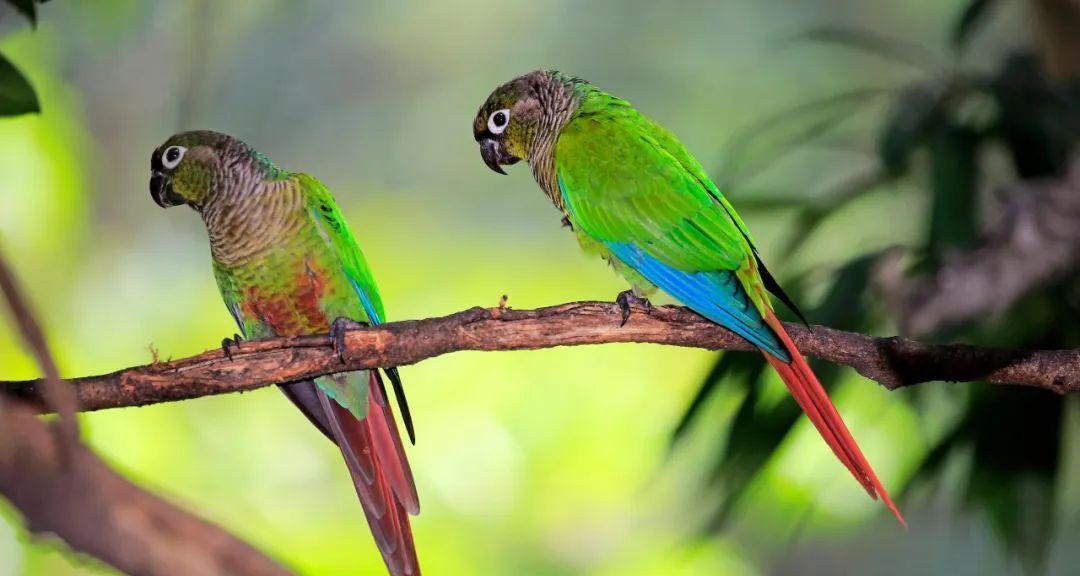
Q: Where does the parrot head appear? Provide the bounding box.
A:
[150,130,276,210]
[473,70,584,175]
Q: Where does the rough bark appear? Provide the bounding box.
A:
[4,301,1078,412]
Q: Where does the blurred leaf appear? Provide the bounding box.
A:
[898,419,963,502]
[926,124,980,262]
[0,52,39,117]
[791,27,938,71]
[909,386,1061,574]
[905,282,1075,571]
[6,0,42,26]
[878,84,943,176]
[967,387,1060,575]
[992,53,1080,178]
[671,352,768,444]
[719,87,894,187]
[775,169,891,258]
[676,257,881,531]
[952,0,999,52]
[806,255,878,327]
[704,362,794,529]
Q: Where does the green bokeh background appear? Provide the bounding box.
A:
[2,1,1077,574]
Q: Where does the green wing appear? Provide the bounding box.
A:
[276,173,383,421]
[556,93,754,275]
[294,173,386,325]
[295,173,415,440]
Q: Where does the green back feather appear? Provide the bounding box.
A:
[555,86,772,314]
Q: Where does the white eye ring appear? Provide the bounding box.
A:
[487,109,510,135]
[162,145,187,170]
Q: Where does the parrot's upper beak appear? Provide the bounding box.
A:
[478,138,519,175]
[150,171,183,208]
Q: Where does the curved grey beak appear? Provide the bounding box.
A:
[150,171,183,208]
[479,138,519,175]
[479,139,507,175]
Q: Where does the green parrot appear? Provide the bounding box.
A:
[473,71,905,526]
[150,131,421,574]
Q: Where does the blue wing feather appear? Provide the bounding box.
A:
[557,176,787,360]
[348,276,382,326]
[606,242,789,361]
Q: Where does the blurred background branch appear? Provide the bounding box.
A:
[3,301,1079,414]
[0,250,295,576]
[0,247,78,444]
[873,154,1080,336]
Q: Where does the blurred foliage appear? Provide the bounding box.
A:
[952,0,1000,52]
[677,0,1080,573]
[0,0,41,117]
[0,52,36,116]
[673,255,882,530]
[6,0,47,28]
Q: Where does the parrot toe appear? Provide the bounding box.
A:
[329,317,369,364]
[615,290,653,327]
[220,333,243,361]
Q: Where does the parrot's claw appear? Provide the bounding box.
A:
[330,317,368,364]
[220,333,243,361]
[615,290,653,327]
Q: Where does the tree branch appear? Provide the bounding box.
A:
[0,400,294,576]
[0,250,79,444]
[0,249,293,576]
[4,301,1079,410]
[874,154,1080,336]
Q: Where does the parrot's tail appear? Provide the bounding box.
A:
[318,372,420,576]
[761,310,906,527]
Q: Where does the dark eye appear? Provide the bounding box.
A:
[162,145,186,169]
[488,109,510,135]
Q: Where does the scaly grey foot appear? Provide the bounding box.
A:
[329,317,369,364]
[615,290,653,327]
[220,333,243,360]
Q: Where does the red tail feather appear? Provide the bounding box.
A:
[762,311,906,527]
[317,373,421,575]
[368,373,420,514]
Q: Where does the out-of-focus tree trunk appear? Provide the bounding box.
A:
[1032,0,1080,79]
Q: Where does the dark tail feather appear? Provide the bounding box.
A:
[315,373,421,575]
[384,367,416,445]
[762,311,906,527]
[278,381,334,442]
